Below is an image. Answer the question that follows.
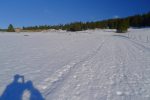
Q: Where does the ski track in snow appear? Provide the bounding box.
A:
[0,29,150,100]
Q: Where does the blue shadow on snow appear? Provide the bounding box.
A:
[0,74,45,100]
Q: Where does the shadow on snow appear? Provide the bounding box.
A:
[0,74,45,100]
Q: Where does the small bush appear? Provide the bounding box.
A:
[116,19,129,33]
[67,23,82,32]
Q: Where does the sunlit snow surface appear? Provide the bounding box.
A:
[0,28,150,100]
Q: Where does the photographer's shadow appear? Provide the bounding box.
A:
[0,74,45,100]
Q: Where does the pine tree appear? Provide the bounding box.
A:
[7,24,15,32]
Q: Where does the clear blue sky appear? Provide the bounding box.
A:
[0,0,150,28]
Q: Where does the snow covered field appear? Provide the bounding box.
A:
[0,28,150,100]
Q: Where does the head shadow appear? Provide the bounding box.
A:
[0,74,45,100]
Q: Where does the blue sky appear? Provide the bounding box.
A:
[0,0,150,28]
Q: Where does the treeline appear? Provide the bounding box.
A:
[23,25,63,30]
[23,11,150,31]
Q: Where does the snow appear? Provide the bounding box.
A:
[116,91,123,96]
[0,28,150,100]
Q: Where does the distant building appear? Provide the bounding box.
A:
[15,28,22,32]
